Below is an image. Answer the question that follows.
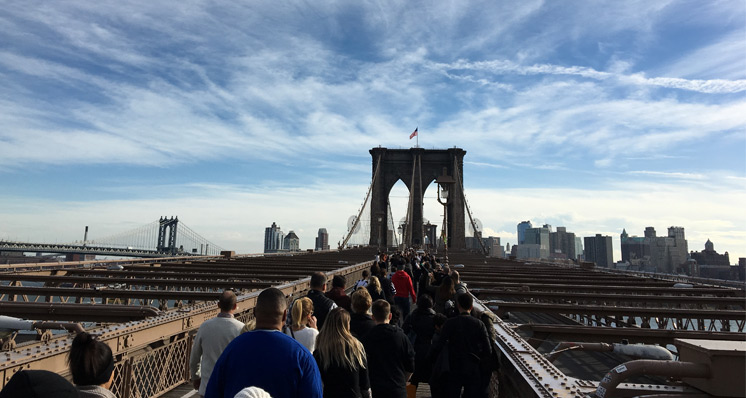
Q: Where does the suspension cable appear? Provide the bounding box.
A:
[454,159,489,255]
[340,155,382,249]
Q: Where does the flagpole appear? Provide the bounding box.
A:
[416,126,419,148]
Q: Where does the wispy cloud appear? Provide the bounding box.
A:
[434,59,746,94]
[627,170,706,180]
[0,1,744,262]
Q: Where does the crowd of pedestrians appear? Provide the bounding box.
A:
[1,249,498,398]
[196,249,499,397]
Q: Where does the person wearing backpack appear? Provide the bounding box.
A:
[307,272,337,329]
[428,293,492,398]
[283,297,319,353]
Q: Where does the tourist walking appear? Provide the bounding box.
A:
[429,293,492,398]
[314,308,371,398]
[68,332,117,398]
[325,275,352,312]
[391,263,417,318]
[283,296,319,352]
[354,270,370,289]
[307,272,337,329]
[402,294,437,395]
[190,290,244,397]
[434,276,457,317]
[350,288,376,339]
[205,288,322,398]
[361,300,415,398]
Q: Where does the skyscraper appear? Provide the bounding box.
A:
[549,226,577,260]
[622,226,688,273]
[621,228,647,263]
[517,221,532,245]
[264,222,283,253]
[284,231,300,252]
[315,228,330,251]
[584,234,613,267]
[524,226,550,259]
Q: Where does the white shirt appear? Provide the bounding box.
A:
[284,326,319,353]
[189,315,244,396]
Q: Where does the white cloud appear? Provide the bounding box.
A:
[627,170,705,180]
[434,59,746,94]
[0,1,743,266]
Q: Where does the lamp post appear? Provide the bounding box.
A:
[435,168,455,267]
[397,224,403,248]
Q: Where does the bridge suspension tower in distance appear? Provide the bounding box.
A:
[157,216,179,254]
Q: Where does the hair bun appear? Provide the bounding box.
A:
[72,331,94,347]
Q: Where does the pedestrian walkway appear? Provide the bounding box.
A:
[163,382,432,397]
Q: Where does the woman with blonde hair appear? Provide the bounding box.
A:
[366,275,385,302]
[349,288,375,339]
[283,297,318,352]
[313,308,370,398]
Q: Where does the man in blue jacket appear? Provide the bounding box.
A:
[205,288,323,398]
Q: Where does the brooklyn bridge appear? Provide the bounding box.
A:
[0,148,744,398]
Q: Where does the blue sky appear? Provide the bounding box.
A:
[1,1,744,261]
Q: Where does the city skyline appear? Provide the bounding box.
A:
[0,2,744,261]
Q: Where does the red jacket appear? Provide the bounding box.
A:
[325,287,352,311]
[391,270,416,302]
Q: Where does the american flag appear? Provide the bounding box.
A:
[409,127,418,139]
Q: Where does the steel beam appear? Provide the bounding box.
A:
[489,302,746,321]
[469,283,744,296]
[477,289,746,307]
[517,324,746,345]
[0,275,275,289]
[0,302,159,322]
[0,286,245,302]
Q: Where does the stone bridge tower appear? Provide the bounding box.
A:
[369,147,466,250]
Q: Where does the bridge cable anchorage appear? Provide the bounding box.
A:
[455,159,488,255]
[340,155,382,249]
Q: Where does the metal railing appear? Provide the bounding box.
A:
[0,260,372,398]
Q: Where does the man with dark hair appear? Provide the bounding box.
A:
[372,263,396,303]
[218,290,237,312]
[0,370,78,398]
[307,271,337,329]
[361,299,415,398]
[392,263,417,317]
[205,288,322,398]
[325,274,352,311]
[429,292,492,398]
[354,270,370,289]
[190,290,243,397]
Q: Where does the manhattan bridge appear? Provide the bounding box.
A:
[0,216,224,258]
[0,147,743,398]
